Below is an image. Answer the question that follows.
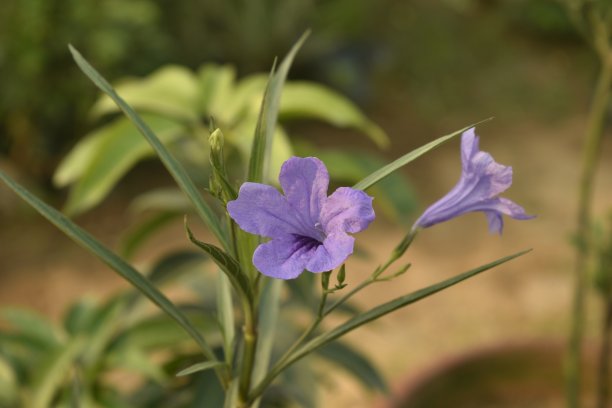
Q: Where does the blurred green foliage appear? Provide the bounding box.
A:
[0,0,171,179]
[0,0,589,183]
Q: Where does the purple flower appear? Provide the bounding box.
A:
[227,157,375,279]
[414,128,534,234]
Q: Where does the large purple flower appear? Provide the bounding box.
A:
[227,157,375,279]
[414,128,534,234]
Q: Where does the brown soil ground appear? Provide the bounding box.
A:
[1,115,611,406]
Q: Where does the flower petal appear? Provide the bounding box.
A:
[461,127,479,169]
[320,187,375,234]
[414,129,533,233]
[279,157,329,227]
[253,235,317,279]
[227,182,303,239]
[306,232,355,273]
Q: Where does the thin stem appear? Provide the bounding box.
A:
[324,277,374,317]
[567,24,612,407]
[596,297,612,408]
[267,273,331,379]
[238,299,257,407]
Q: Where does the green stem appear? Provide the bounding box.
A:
[567,43,612,408]
[238,300,258,407]
[324,230,416,317]
[596,296,612,408]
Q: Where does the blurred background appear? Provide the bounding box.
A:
[0,0,610,406]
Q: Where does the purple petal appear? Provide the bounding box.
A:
[320,187,375,234]
[227,182,304,239]
[279,157,329,227]
[461,127,479,169]
[482,197,534,234]
[414,128,534,233]
[306,232,355,273]
[253,235,318,279]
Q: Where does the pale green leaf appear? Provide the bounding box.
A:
[280,82,389,148]
[0,355,18,406]
[30,337,85,408]
[223,378,240,408]
[61,115,184,215]
[250,278,282,408]
[69,45,229,250]
[129,187,191,213]
[120,212,181,259]
[248,31,309,183]
[90,65,200,122]
[198,64,237,122]
[223,74,268,124]
[217,273,235,364]
[105,346,167,383]
[2,308,62,348]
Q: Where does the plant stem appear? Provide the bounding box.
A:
[567,44,612,408]
[238,300,257,407]
[596,297,612,408]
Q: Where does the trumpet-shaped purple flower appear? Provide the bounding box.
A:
[414,128,534,234]
[227,157,375,279]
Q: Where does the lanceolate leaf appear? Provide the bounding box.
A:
[248,31,309,184]
[61,115,184,216]
[316,341,388,392]
[68,45,229,251]
[30,337,85,408]
[280,82,389,148]
[353,119,492,191]
[0,171,222,374]
[251,278,282,405]
[176,361,227,377]
[185,221,251,302]
[287,250,530,372]
[249,248,531,400]
[90,65,200,122]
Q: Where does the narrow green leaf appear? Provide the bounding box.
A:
[31,337,85,408]
[105,346,167,383]
[90,64,200,121]
[217,273,235,363]
[250,249,531,400]
[280,82,389,148]
[0,355,18,406]
[316,341,388,392]
[0,170,220,369]
[62,115,183,215]
[115,312,218,351]
[224,378,240,408]
[310,149,418,222]
[176,361,227,377]
[352,119,493,191]
[1,308,61,348]
[120,211,180,259]
[129,187,191,213]
[288,249,530,370]
[68,45,229,251]
[147,251,208,286]
[185,220,251,301]
[251,279,282,403]
[248,31,309,183]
